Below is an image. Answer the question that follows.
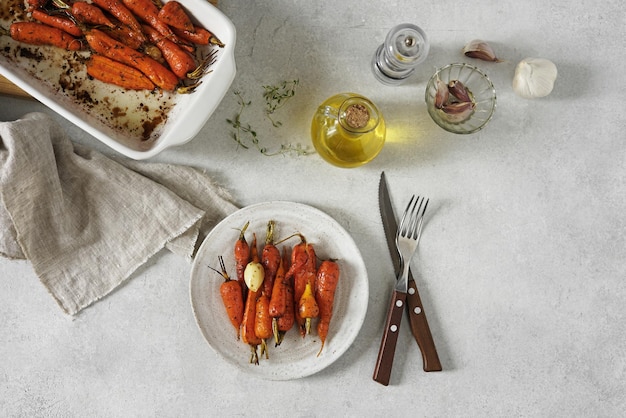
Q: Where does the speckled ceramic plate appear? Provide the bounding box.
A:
[190,201,368,380]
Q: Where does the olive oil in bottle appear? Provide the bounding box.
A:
[311,93,386,168]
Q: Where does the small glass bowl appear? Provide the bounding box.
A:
[425,63,497,134]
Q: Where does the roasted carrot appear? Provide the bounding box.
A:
[26,0,48,12]
[172,26,224,47]
[31,9,83,37]
[91,0,145,42]
[85,28,179,91]
[298,282,319,335]
[314,260,340,356]
[268,249,287,317]
[254,292,273,359]
[209,256,244,339]
[234,221,250,302]
[241,289,260,365]
[9,22,84,51]
[275,259,295,345]
[243,233,265,293]
[157,0,194,32]
[86,54,156,90]
[288,236,317,337]
[101,24,145,50]
[70,1,116,28]
[143,24,196,79]
[120,0,177,41]
[269,248,289,344]
[261,220,281,298]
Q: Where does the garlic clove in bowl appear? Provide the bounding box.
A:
[512,58,558,99]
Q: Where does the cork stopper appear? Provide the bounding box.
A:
[344,104,370,129]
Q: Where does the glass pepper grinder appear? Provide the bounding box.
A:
[372,23,430,85]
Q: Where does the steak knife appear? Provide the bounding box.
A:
[378,172,442,372]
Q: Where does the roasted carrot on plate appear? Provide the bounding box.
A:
[234,221,251,301]
[298,281,319,336]
[241,289,261,365]
[209,256,244,340]
[314,259,340,356]
[255,292,273,359]
[261,220,281,298]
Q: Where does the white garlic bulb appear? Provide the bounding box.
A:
[512,58,558,99]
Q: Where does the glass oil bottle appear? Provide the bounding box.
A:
[311,93,386,168]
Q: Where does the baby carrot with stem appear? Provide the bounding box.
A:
[208,256,244,340]
[254,292,273,359]
[241,289,260,365]
[315,259,340,356]
[287,235,317,337]
[261,220,281,298]
[243,233,265,293]
[234,221,250,302]
[275,270,295,345]
[142,24,197,79]
[269,249,290,345]
[298,281,319,336]
[172,26,224,47]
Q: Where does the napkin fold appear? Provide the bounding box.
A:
[0,112,237,315]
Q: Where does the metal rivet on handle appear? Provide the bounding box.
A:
[390,325,398,332]
[395,300,403,308]
[413,307,422,315]
[408,287,415,295]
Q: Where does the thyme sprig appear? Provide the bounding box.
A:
[226,82,314,157]
[226,91,257,150]
[262,79,299,127]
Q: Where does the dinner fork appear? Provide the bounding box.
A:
[373,195,429,386]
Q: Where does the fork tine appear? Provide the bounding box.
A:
[414,197,429,241]
[398,195,417,237]
[398,195,429,239]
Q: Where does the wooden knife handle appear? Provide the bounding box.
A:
[373,290,406,386]
[406,277,442,372]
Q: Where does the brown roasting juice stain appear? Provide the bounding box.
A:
[0,0,177,150]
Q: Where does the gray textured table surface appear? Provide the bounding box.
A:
[1,0,625,416]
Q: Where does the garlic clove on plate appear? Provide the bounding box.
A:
[512,58,558,99]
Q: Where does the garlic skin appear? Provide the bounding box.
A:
[512,58,558,99]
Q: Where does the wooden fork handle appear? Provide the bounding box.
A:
[373,290,406,386]
[407,277,442,372]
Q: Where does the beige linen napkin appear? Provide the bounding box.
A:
[0,112,237,315]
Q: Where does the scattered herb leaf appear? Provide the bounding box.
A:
[226,82,315,157]
[262,79,299,127]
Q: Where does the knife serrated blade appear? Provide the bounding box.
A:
[378,172,442,372]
